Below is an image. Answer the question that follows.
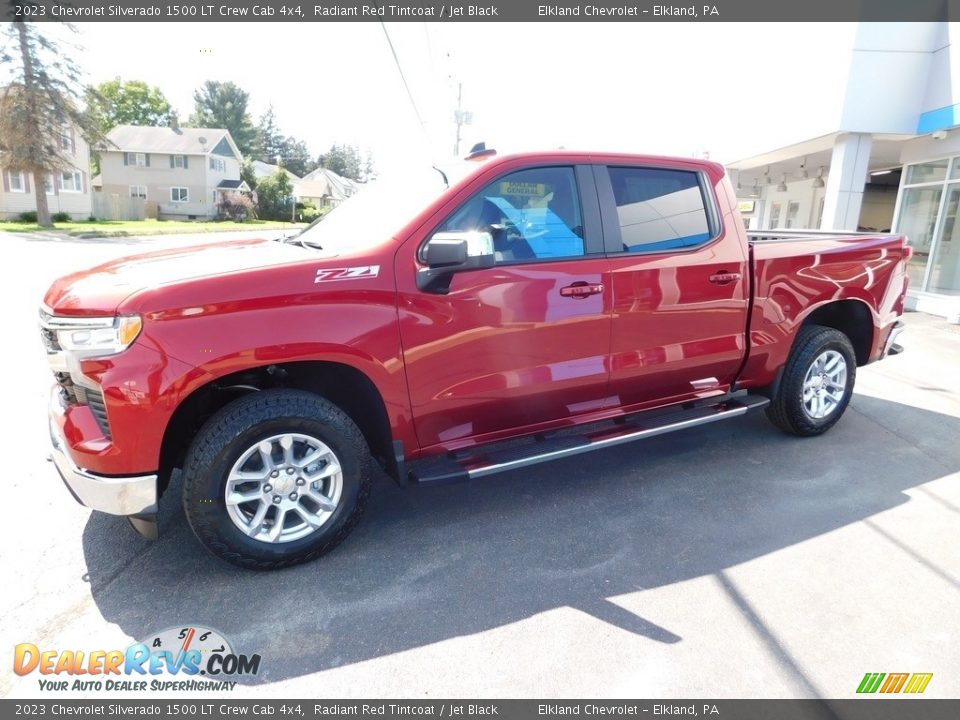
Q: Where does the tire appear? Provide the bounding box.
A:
[765,324,857,437]
[182,389,371,570]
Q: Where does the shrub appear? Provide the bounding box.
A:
[216,191,255,222]
[254,169,294,220]
[18,211,37,223]
[51,212,71,223]
[295,199,323,224]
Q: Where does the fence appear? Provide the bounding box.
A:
[92,194,146,221]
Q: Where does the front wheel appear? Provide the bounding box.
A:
[765,325,857,437]
[182,389,372,569]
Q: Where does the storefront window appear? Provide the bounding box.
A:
[905,159,948,185]
[895,156,960,294]
[898,186,943,288]
[927,185,960,295]
[785,201,801,228]
[768,202,782,229]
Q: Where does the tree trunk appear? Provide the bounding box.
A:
[15,21,52,227]
[32,169,51,226]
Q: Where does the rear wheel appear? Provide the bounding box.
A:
[182,389,371,569]
[766,324,857,437]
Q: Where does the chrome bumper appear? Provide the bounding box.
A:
[883,318,905,357]
[49,413,158,518]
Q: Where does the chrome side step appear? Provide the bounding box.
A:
[409,394,770,485]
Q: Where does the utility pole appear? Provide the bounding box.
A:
[453,82,472,157]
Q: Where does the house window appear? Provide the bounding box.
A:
[173,155,186,169]
[7,171,25,192]
[209,157,226,173]
[60,128,74,154]
[60,171,82,193]
[130,185,147,199]
[126,152,147,167]
[171,187,189,202]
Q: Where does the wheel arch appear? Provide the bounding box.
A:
[799,297,875,366]
[159,360,399,493]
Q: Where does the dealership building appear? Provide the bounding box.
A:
[728,22,960,322]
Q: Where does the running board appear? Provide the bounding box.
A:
[409,394,770,485]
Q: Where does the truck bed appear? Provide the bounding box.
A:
[736,229,911,393]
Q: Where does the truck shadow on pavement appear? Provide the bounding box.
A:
[81,394,960,685]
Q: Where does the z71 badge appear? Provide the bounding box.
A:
[314,265,381,283]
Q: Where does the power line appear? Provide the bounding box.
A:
[376,14,427,133]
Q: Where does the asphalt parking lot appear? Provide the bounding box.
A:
[1,230,958,699]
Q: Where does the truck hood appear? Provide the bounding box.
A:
[43,238,337,315]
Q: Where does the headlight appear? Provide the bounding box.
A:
[46,314,143,357]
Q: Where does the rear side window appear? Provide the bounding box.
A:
[607,166,713,253]
[438,166,585,264]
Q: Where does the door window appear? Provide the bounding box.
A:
[605,166,713,253]
[437,166,585,264]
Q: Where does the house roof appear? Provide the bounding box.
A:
[104,125,241,160]
[216,179,250,191]
[293,180,334,199]
[251,160,301,180]
[297,167,359,201]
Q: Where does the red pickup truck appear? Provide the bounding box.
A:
[41,151,909,569]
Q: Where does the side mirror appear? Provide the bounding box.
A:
[417,231,495,293]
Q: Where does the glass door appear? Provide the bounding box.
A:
[927,185,960,295]
[897,185,943,289]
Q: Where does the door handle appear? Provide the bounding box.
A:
[560,282,604,298]
[709,271,742,285]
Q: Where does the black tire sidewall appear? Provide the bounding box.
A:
[783,328,857,435]
[183,392,369,568]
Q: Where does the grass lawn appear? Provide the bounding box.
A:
[0,218,305,237]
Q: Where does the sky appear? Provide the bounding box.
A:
[28,22,860,174]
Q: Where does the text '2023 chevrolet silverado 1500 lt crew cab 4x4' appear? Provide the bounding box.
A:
[41,151,910,569]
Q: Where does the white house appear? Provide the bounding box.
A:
[95,123,248,220]
[0,121,92,221]
[294,167,360,209]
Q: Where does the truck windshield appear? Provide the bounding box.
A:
[294,165,465,252]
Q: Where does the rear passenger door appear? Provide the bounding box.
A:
[596,163,749,409]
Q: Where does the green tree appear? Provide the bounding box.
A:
[189,80,257,156]
[240,157,258,191]
[254,167,294,221]
[0,21,103,227]
[254,105,285,164]
[85,78,172,135]
[318,144,374,182]
[318,143,361,181]
[277,136,314,177]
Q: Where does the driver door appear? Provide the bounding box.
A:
[395,163,613,453]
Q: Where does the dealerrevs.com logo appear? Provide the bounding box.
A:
[13,626,261,692]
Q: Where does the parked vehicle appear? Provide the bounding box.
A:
[41,151,909,569]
